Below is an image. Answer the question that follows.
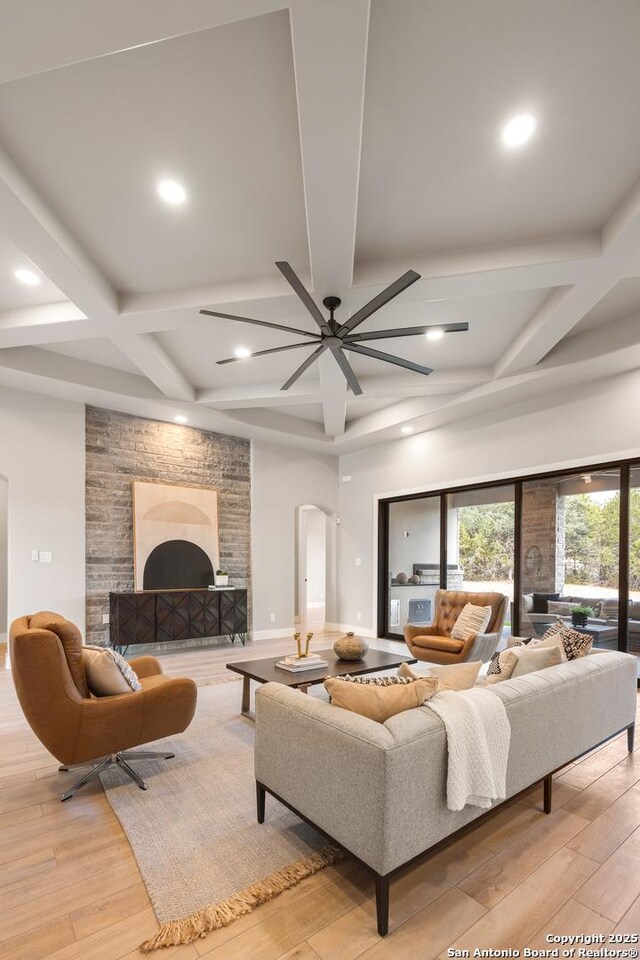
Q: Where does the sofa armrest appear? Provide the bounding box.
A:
[255,683,394,872]
[466,631,500,663]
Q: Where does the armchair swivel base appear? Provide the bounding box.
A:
[59,749,175,801]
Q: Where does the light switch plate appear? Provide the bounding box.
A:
[31,550,39,562]
[355,557,362,566]
[102,614,109,625]
[39,550,52,563]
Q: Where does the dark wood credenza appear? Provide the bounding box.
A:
[109,588,247,652]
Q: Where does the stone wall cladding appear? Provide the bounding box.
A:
[521,480,565,596]
[85,406,251,645]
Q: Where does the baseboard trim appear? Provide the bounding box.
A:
[325,622,377,639]
[251,627,297,641]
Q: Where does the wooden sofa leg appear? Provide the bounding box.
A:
[375,874,390,936]
[628,723,635,753]
[543,774,553,814]
[256,781,266,824]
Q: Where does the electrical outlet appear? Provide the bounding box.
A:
[102,614,109,625]
[269,613,276,623]
[355,557,362,566]
[39,550,52,563]
[356,611,362,621]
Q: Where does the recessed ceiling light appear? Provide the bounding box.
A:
[401,426,413,435]
[426,328,444,341]
[14,268,41,286]
[500,112,537,148]
[157,179,187,205]
[234,346,252,359]
[174,415,188,424]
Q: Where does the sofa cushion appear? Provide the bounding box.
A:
[410,635,466,653]
[599,599,619,620]
[29,611,89,698]
[83,646,142,697]
[397,659,482,691]
[547,600,577,616]
[450,603,492,642]
[324,675,440,723]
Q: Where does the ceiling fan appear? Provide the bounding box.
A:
[200,262,468,396]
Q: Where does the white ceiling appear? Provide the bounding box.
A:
[0,0,639,454]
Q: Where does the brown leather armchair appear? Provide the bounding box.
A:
[10,612,197,801]
[404,590,508,665]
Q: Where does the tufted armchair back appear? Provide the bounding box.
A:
[434,589,506,637]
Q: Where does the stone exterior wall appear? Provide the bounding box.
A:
[521,480,565,595]
[85,406,251,645]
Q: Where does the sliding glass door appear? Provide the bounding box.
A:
[520,470,620,647]
[386,496,440,637]
[446,485,515,636]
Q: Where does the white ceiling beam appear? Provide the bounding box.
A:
[0,0,289,84]
[318,352,347,437]
[0,147,196,400]
[0,302,98,348]
[495,176,640,378]
[288,0,370,436]
[110,333,194,402]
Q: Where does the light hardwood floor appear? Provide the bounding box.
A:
[0,635,639,960]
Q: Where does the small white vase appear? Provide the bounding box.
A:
[214,574,229,587]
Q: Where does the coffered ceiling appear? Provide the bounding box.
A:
[1,0,640,453]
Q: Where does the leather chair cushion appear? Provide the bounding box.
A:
[410,634,465,653]
[29,611,89,698]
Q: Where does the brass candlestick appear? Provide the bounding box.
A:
[305,632,313,657]
[294,632,302,658]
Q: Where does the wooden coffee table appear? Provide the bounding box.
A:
[226,647,417,718]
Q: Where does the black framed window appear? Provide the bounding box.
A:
[377,458,640,678]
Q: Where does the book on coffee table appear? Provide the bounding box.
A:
[275,654,329,672]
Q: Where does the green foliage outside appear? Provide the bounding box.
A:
[458,491,640,590]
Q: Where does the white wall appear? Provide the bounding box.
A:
[0,476,7,638]
[337,371,640,632]
[251,440,339,637]
[0,387,85,631]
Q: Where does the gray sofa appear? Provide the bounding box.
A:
[255,651,637,936]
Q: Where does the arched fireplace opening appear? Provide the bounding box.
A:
[143,539,214,590]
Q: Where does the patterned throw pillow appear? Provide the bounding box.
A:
[541,623,592,659]
[450,603,493,642]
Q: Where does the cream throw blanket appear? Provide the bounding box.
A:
[426,688,511,811]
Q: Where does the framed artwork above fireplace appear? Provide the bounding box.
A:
[132,481,220,591]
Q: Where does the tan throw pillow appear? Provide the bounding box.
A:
[450,603,493,642]
[487,637,566,683]
[546,601,576,616]
[511,644,564,677]
[397,659,482,691]
[83,646,142,697]
[324,675,440,723]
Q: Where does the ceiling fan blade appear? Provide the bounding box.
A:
[216,341,317,365]
[342,342,433,376]
[330,347,363,396]
[344,322,469,342]
[200,309,320,339]
[281,344,328,391]
[337,269,421,336]
[275,261,330,335]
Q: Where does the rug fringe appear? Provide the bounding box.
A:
[139,843,343,952]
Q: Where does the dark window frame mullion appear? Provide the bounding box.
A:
[513,480,523,638]
[440,492,448,589]
[619,464,630,654]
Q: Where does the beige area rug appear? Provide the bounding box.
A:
[100,678,341,952]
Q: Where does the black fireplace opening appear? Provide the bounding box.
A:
[143,539,214,590]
